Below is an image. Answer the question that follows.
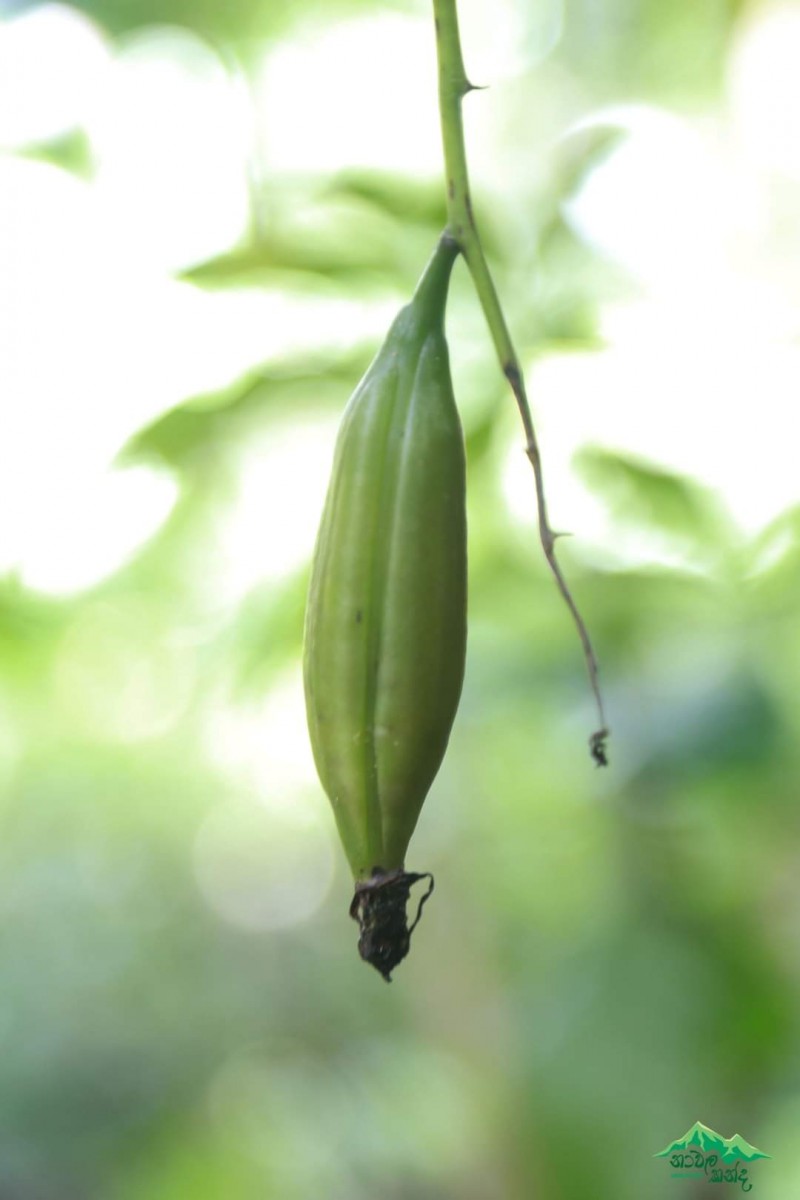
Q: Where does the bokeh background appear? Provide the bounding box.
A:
[2,0,800,1195]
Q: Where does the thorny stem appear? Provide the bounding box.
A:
[432,0,609,765]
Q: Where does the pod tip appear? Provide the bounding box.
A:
[349,868,435,981]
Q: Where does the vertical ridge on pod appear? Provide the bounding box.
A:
[303,236,466,976]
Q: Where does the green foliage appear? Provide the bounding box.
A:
[1,0,798,1197]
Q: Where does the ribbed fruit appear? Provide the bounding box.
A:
[304,237,466,894]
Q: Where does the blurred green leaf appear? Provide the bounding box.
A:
[324,169,447,231]
[229,571,308,697]
[122,363,363,473]
[19,129,94,179]
[575,446,733,553]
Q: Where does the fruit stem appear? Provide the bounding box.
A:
[410,234,459,329]
[431,0,609,765]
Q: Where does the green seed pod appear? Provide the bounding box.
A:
[304,237,466,978]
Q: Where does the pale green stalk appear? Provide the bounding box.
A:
[431,0,609,764]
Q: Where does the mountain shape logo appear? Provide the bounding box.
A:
[655,1121,770,1162]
